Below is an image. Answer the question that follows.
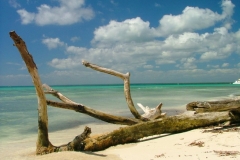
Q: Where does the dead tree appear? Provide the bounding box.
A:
[9,31,53,154]
[9,31,240,155]
[187,100,240,113]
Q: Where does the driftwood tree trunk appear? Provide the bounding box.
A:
[10,31,240,155]
[9,31,53,154]
[187,100,240,113]
[10,31,91,155]
[83,110,240,151]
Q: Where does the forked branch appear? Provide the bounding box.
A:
[82,60,145,120]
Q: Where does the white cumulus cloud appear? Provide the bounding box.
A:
[17,0,94,25]
[17,9,35,24]
[66,46,88,55]
[200,51,218,61]
[92,0,235,46]
[92,17,156,44]
[157,7,223,36]
[49,58,81,69]
[45,0,239,75]
[221,0,235,29]
[42,38,65,49]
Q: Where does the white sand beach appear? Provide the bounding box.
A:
[1,123,240,160]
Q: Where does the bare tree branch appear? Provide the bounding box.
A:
[82,60,145,120]
[43,84,141,125]
[43,84,77,104]
[47,100,140,125]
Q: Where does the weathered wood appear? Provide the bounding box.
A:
[82,60,145,120]
[43,84,77,104]
[44,83,165,121]
[36,126,92,154]
[34,110,240,153]
[137,103,166,120]
[54,127,92,152]
[46,100,141,125]
[82,110,240,151]
[10,31,240,156]
[186,100,240,113]
[9,31,52,154]
[43,84,141,125]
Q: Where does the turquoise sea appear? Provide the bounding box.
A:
[1,83,240,144]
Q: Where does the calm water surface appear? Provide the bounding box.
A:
[1,83,239,142]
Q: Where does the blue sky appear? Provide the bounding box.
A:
[1,0,240,86]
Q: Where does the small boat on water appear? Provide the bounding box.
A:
[233,79,240,84]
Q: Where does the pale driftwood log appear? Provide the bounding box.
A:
[82,60,146,120]
[9,31,53,154]
[137,103,166,120]
[186,100,240,113]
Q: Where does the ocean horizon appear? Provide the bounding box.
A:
[0,81,234,87]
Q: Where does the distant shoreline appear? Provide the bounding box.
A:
[0,82,234,88]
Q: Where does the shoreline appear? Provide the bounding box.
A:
[1,122,240,160]
[1,83,240,159]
